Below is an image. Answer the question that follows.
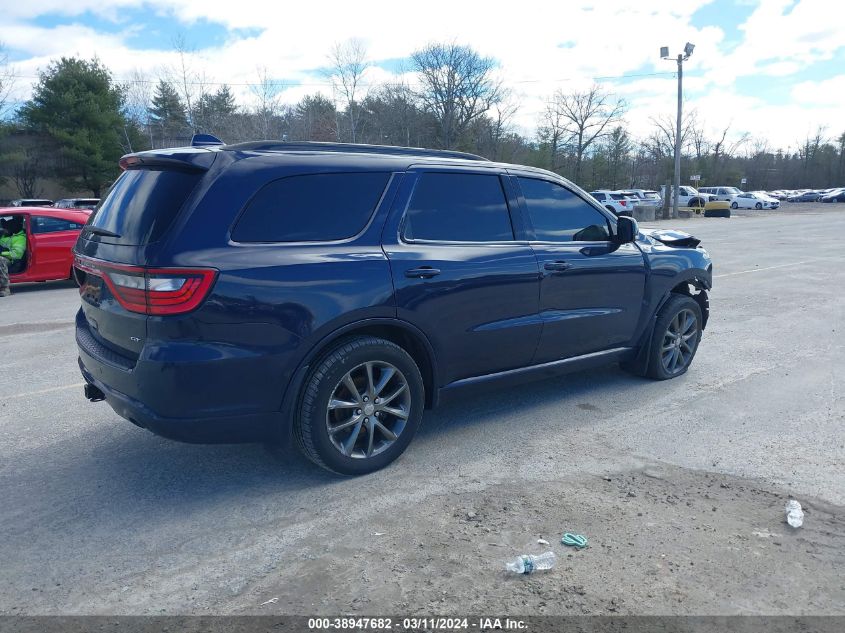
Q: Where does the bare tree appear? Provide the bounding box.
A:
[168,35,213,131]
[411,42,503,149]
[646,111,698,159]
[123,69,154,147]
[538,96,569,170]
[250,67,282,139]
[326,39,370,143]
[11,148,42,197]
[0,43,16,120]
[488,93,519,161]
[711,124,750,181]
[545,85,625,183]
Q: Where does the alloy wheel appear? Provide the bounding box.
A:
[325,361,411,459]
[660,309,699,374]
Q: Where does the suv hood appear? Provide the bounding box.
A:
[640,228,701,248]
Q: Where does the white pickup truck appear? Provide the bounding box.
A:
[660,185,715,207]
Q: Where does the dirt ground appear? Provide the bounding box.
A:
[233,463,844,616]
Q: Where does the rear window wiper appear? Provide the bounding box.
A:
[84,226,122,238]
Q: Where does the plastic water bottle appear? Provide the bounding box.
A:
[785,500,804,528]
[506,551,556,574]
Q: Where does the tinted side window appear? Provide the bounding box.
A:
[233,172,390,243]
[32,216,83,234]
[518,178,611,242]
[403,173,513,242]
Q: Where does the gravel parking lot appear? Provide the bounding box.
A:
[1,202,843,616]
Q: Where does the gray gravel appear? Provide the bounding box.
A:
[1,204,843,615]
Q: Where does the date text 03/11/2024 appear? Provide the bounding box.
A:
[307,617,528,630]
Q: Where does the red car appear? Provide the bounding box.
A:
[1,207,90,284]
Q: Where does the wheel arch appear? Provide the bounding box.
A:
[666,273,710,330]
[278,318,439,441]
[625,269,711,376]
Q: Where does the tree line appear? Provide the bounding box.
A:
[1,40,843,198]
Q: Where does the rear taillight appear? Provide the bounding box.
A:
[74,255,217,315]
[620,200,628,207]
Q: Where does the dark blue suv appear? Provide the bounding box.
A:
[74,141,712,475]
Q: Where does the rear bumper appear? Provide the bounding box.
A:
[78,358,281,443]
[75,308,293,443]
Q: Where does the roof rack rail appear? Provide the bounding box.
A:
[221,140,490,162]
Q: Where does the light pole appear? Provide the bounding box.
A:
[661,42,694,218]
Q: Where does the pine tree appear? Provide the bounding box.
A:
[19,57,128,196]
[149,80,188,145]
[194,85,237,137]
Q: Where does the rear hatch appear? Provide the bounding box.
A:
[74,155,213,364]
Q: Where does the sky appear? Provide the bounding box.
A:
[2,0,844,150]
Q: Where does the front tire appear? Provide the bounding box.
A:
[730,201,738,209]
[295,336,425,475]
[643,294,703,380]
[755,202,762,209]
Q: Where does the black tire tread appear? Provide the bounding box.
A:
[645,294,703,380]
[294,335,416,474]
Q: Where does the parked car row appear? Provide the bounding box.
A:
[10,198,100,210]
[590,189,662,215]
[756,188,844,202]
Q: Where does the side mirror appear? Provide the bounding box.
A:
[615,215,639,243]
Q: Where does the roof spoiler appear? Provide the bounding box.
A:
[191,134,224,147]
[119,148,218,172]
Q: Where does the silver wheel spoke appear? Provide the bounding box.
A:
[682,313,696,335]
[326,360,411,460]
[379,382,407,405]
[341,420,364,455]
[670,348,680,371]
[329,414,362,434]
[365,362,375,396]
[373,367,396,396]
[379,405,408,420]
[329,398,359,410]
[343,374,362,403]
[365,418,375,457]
[375,421,398,441]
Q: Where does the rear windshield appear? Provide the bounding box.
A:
[86,168,201,245]
[610,194,626,200]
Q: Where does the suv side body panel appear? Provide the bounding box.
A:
[511,173,647,361]
[381,166,542,385]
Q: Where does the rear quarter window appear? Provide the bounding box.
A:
[232,172,391,243]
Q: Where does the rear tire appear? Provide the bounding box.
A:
[643,294,703,380]
[295,336,425,475]
[730,201,738,209]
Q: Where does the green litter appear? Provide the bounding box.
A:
[561,533,588,548]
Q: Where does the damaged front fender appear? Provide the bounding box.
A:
[640,228,701,248]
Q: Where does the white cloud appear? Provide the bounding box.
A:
[2,0,844,148]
